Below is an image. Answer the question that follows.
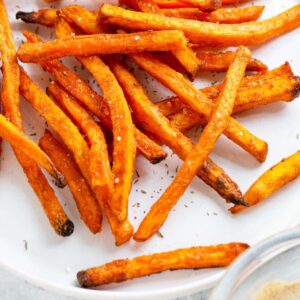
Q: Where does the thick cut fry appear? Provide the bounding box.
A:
[196,50,267,73]
[19,68,91,184]
[158,64,300,132]
[17,30,187,63]
[47,82,113,202]
[134,47,250,241]
[23,31,167,164]
[55,18,136,223]
[39,131,102,234]
[0,0,73,236]
[176,0,220,10]
[231,151,300,214]
[110,57,245,205]
[16,9,57,27]
[0,113,61,180]
[99,4,300,46]
[77,243,249,287]
[130,53,268,162]
[47,83,134,245]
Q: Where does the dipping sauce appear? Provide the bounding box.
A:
[255,281,300,300]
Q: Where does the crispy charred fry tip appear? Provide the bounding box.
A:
[230,197,250,207]
[56,219,74,237]
[53,171,66,188]
[77,243,249,287]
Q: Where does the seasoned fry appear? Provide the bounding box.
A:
[17,30,187,63]
[196,50,267,73]
[230,151,300,214]
[0,0,73,236]
[99,4,300,46]
[134,47,250,241]
[0,113,61,180]
[23,31,166,164]
[130,53,268,162]
[16,9,57,27]
[110,57,245,205]
[47,83,113,201]
[77,243,249,287]
[173,0,220,11]
[47,83,134,245]
[39,131,102,234]
[19,68,91,184]
[55,18,136,222]
[157,64,300,132]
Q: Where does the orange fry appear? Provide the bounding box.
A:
[47,84,133,245]
[23,31,167,164]
[134,47,250,241]
[77,243,249,287]
[55,19,136,222]
[0,0,73,236]
[110,57,245,205]
[17,30,187,63]
[176,0,220,10]
[0,114,61,181]
[16,9,57,27]
[99,4,300,46]
[39,131,102,234]
[196,50,267,72]
[130,53,268,162]
[231,151,300,214]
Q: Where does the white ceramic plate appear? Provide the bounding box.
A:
[1,0,300,299]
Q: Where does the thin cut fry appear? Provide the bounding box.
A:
[196,50,267,73]
[77,243,249,287]
[134,47,250,241]
[47,83,134,245]
[175,0,220,10]
[99,4,300,46]
[16,9,57,27]
[17,30,187,63]
[39,131,102,234]
[130,53,268,162]
[55,19,136,222]
[0,114,61,180]
[0,0,73,237]
[157,64,300,132]
[23,31,167,164]
[110,57,245,205]
[230,151,300,214]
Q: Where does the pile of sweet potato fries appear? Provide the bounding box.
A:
[0,0,299,288]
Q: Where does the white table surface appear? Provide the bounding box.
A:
[0,267,209,300]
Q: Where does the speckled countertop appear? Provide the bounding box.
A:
[0,268,210,300]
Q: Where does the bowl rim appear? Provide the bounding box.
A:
[209,226,300,300]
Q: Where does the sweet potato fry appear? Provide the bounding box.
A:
[16,9,57,27]
[173,0,220,10]
[77,242,249,287]
[59,5,104,34]
[196,50,267,73]
[0,114,61,180]
[134,47,250,241]
[23,31,166,164]
[19,68,91,184]
[158,64,300,132]
[99,4,300,46]
[230,151,300,214]
[130,53,268,162]
[39,131,102,234]
[47,83,113,208]
[17,30,187,63]
[47,83,134,245]
[110,57,245,205]
[55,18,136,222]
[0,0,73,236]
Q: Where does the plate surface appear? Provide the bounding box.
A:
[1,0,300,299]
